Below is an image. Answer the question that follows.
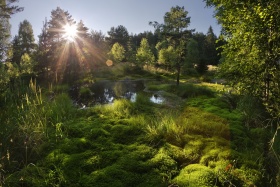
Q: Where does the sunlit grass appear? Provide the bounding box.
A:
[0,71,275,186]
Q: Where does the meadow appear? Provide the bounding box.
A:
[0,64,278,187]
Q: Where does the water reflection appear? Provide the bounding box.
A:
[70,79,165,106]
[150,94,164,104]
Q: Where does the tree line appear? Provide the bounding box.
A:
[0,4,221,87]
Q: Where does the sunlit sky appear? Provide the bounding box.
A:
[10,0,221,40]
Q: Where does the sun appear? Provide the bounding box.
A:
[63,24,77,41]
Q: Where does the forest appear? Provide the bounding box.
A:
[0,0,280,186]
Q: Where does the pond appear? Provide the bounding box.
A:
[69,79,165,107]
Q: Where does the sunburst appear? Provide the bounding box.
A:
[63,24,77,42]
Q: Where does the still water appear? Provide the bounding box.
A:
[69,80,164,107]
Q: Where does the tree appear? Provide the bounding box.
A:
[204,26,218,65]
[45,7,77,82]
[152,6,191,85]
[36,7,92,83]
[108,42,125,63]
[205,0,280,118]
[158,45,177,70]
[186,38,208,74]
[136,38,155,66]
[0,0,22,92]
[128,31,159,63]
[0,0,23,18]
[186,38,199,66]
[12,19,36,66]
[36,18,49,79]
[20,53,34,75]
[0,0,23,63]
[192,32,206,57]
[126,36,137,63]
[106,25,129,49]
[89,30,107,49]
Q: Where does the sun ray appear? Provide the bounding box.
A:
[63,24,77,42]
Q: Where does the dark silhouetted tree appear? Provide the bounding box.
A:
[204,26,218,65]
[0,0,23,63]
[36,7,92,83]
[106,25,129,49]
[12,19,36,66]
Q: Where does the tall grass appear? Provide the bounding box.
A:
[0,79,77,186]
[145,107,231,147]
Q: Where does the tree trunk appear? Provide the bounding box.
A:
[176,63,180,86]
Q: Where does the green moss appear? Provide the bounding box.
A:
[148,147,179,181]
[2,75,275,186]
[172,164,216,187]
[4,165,49,187]
[87,128,110,140]
[183,138,205,163]
[110,124,143,144]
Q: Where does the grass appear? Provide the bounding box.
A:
[0,73,279,186]
[146,82,215,99]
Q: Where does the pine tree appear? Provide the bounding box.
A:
[0,0,23,63]
[12,19,36,66]
[204,26,218,65]
[106,25,129,49]
[36,18,49,79]
[136,38,155,66]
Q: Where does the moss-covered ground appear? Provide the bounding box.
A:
[0,65,279,186]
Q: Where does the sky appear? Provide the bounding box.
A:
[10,0,221,40]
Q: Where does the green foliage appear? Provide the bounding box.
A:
[108,42,126,63]
[47,93,77,124]
[0,0,23,63]
[237,95,268,128]
[107,25,129,48]
[158,45,177,67]
[204,26,219,65]
[196,58,208,74]
[20,53,35,75]
[0,79,79,186]
[186,38,199,65]
[12,19,37,66]
[153,6,191,85]
[106,62,145,79]
[136,38,155,66]
[206,0,280,117]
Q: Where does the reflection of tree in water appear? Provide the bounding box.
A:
[104,88,114,103]
[80,80,146,104]
[113,82,126,97]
